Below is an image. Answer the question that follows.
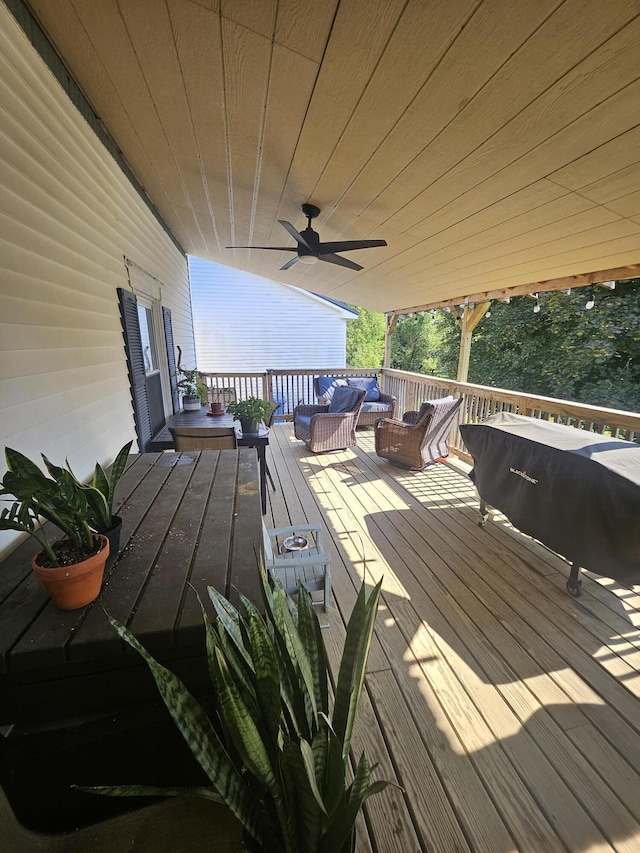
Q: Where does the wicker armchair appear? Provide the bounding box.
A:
[293,386,366,453]
[374,396,463,469]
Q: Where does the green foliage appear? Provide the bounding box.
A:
[226,397,275,424]
[176,367,208,401]
[468,279,640,411]
[0,447,97,563]
[0,442,132,561]
[340,282,640,412]
[66,441,133,532]
[345,305,385,367]
[90,570,389,853]
[391,312,453,376]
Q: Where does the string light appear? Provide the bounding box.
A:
[533,296,540,313]
[585,290,595,310]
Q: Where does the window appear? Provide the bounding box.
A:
[137,304,159,375]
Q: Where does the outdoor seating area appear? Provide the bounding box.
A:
[5,2,640,849]
[3,421,640,850]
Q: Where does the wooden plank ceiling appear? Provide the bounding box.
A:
[23,0,640,313]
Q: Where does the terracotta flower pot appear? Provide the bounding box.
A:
[209,401,223,415]
[31,534,109,610]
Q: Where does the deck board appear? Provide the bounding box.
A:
[264,423,640,852]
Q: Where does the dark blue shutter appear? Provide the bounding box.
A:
[163,307,179,414]
[118,288,153,451]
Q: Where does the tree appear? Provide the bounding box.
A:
[390,312,450,374]
[468,279,640,411]
[346,279,640,413]
[345,305,386,367]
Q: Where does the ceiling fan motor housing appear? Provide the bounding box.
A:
[301,203,320,220]
[299,225,320,259]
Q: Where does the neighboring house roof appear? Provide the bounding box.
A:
[312,293,359,318]
[286,286,359,319]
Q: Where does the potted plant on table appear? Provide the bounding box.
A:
[226,397,275,434]
[0,448,111,610]
[88,569,390,852]
[176,346,208,411]
[209,386,236,415]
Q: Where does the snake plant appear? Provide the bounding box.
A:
[0,446,98,563]
[0,442,132,564]
[64,440,133,533]
[91,569,388,852]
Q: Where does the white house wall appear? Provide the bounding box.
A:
[189,257,351,371]
[0,5,193,558]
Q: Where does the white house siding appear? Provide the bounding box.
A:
[0,6,193,558]
[189,257,354,372]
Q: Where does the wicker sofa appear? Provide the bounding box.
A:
[314,375,396,427]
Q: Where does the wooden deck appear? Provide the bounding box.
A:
[265,422,640,853]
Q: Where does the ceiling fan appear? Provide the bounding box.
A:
[226,203,387,271]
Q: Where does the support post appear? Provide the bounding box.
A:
[456,302,490,383]
[384,313,397,369]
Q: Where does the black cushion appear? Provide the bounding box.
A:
[328,386,361,413]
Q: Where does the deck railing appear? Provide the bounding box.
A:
[198,367,640,453]
[383,368,640,456]
[199,368,385,421]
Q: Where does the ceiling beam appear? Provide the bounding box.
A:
[390,264,640,317]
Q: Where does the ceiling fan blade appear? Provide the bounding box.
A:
[226,245,296,251]
[317,239,387,253]
[278,220,312,250]
[318,253,363,271]
[280,256,300,270]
